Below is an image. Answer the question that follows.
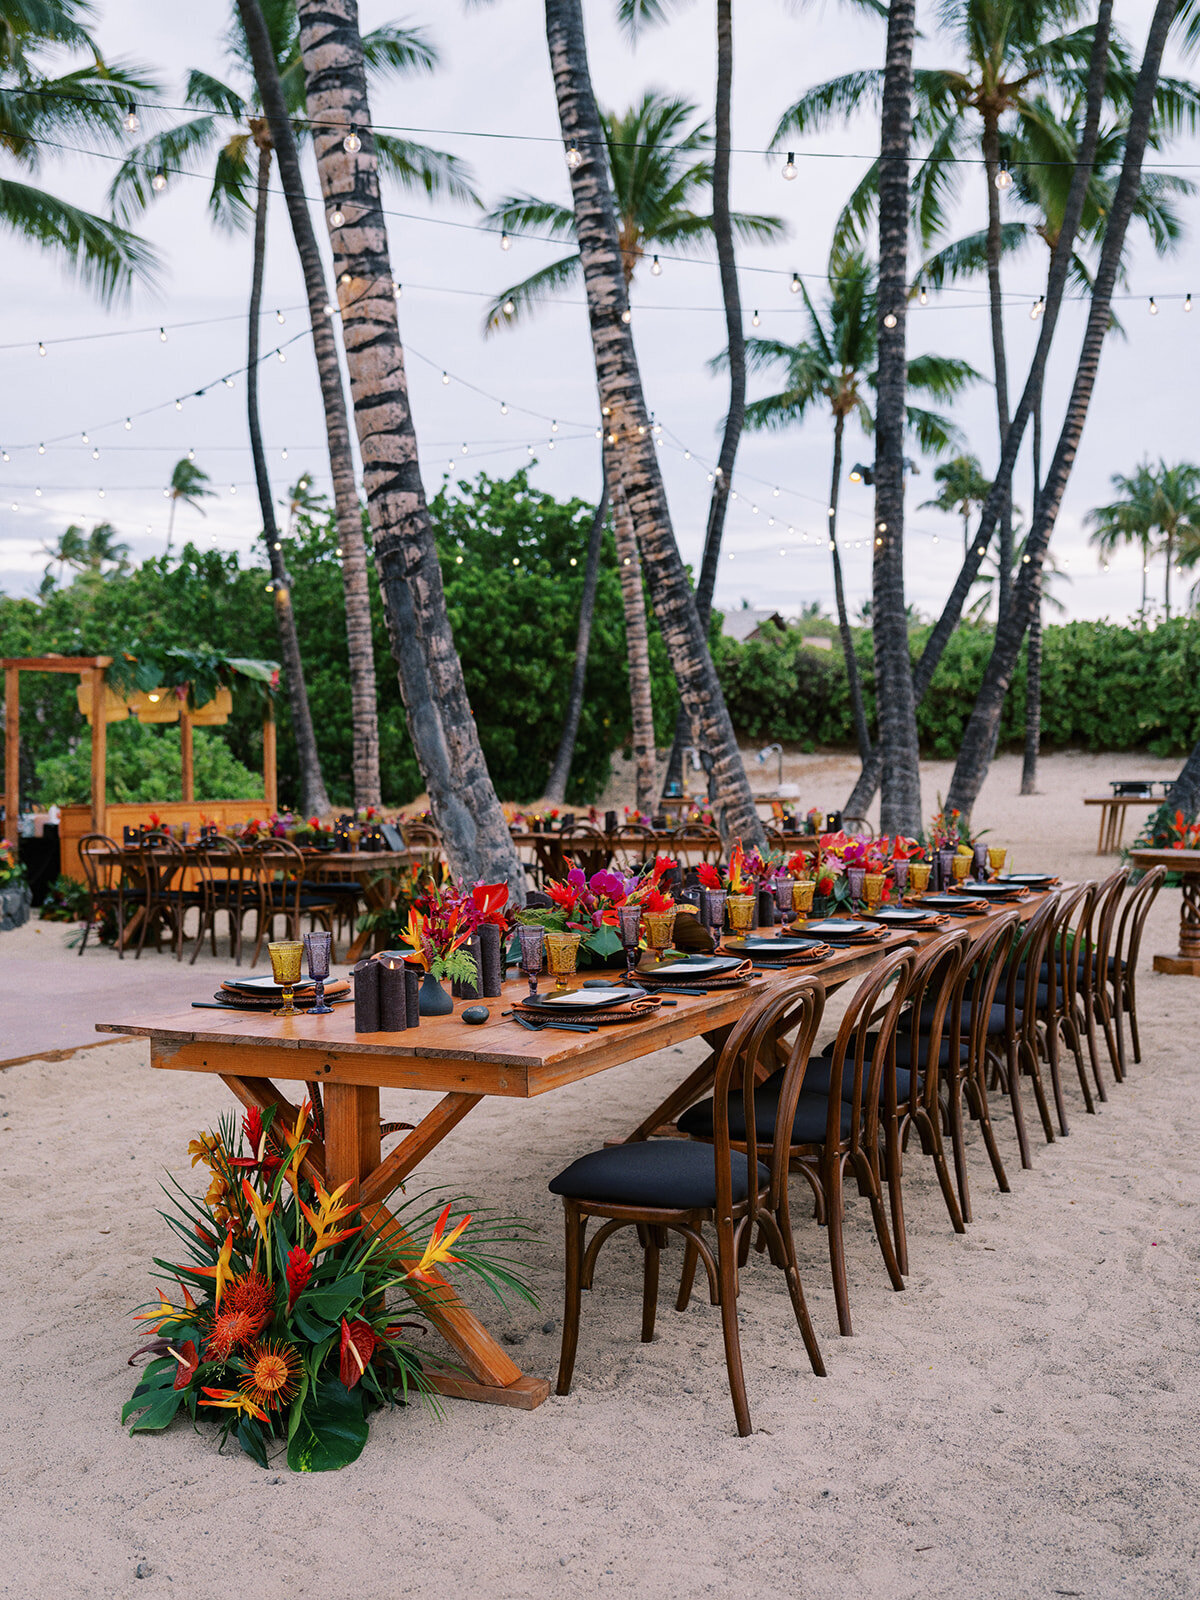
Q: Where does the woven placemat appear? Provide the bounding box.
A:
[512,994,664,1026]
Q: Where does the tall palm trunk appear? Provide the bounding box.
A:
[545,0,764,850]
[1169,732,1200,818]
[843,0,1115,824]
[235,17,380,811]
[1165,525,1173,618]
[871,0,922,836]
[611,476,657,811]
[829,412,871,762]
[660,0,744,804]
[247,130,330,818]
[543,469,608,803]
[1020,385,1044,796]
[165,495,177,558]
[946,0,1175,819]
[1141,535,1149,614]
[982,111,1014,624]
[279,0,522,889]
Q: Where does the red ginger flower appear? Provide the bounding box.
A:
[696,862,723,890]
[285,1246,313,1312]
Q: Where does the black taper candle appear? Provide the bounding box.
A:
[757,887,776,929]
[352,959,380,1033]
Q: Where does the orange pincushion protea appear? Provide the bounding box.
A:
[223,1271,274,1332]
[204,1309,258,1362]
[240,1340,300,1411]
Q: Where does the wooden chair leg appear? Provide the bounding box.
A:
[965,1068,1010,1196]
[1083,997,1109,1103]
[715,1222,751,1437]
[555,1203,586,1397]
[1127,975,1143,1064]
[857,1148,905,1292]
[916,1106,965,1234]
[824,1154,853,1337]
[884,1121,908,1276]
[1023,1038,1057,1145]
[1043,1022,1072,1134]
[675,1236,699,1312]
[945,1081,973,1224]
[641,1234,660,1343]
[1001,1041,1034,1169]
[773,1188,826,1377]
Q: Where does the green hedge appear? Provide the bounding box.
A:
[714,617,1200,758]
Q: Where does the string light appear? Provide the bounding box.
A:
[92,448,99,459]
[277,349,286,361]
[499,402,508,414]
[329,206,345,227]
[441,370,450,384]
[790,272,801,294]
[500,230,511,250]
[37,442,45,455]
[1186,293,1193,313]
[122,105,138,132]
[620,307,632,323]
[174,399,182,410]
[224,375,235,388]
[229,484,237,494]
[502,299,516,316]
[1030,295,1045,320]
[37,343,46,357]
[918,283,928,305]
[343,125,361,153]
[123,417,132,430]
[393,280,402,298]
[151,166,167,192]
[565,144,582,170]
[1149,296,1159,315]
[651,255,662,276]
[275,309,285,324]
[158,326,168,342]
[995,162,1013,190]
[281,447,288,460]
[551,419,558,432]
[751,310,760,327]
[187,447,195,460]
[782,152,797,181]
[338,271,351,285]
[883,311,897,329]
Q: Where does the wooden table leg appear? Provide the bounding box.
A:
[618,1025,732,1143]
[1152,868,1200,976]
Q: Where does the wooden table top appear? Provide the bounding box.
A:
[1083,795,1163,806]
[95,896,1052,1099]
[1129,847,1200,868]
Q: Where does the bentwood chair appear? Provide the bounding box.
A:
[1110,865,1166,1077]
[1081,867,1131,1087]
[136,831,197,961]
[77,832,146,958]
[610,822,657,874]
[549,975,828,1437]
[248,839,338,967]
[680,947,915,1338]
[669,822,724,867]
[189,836,252,966]
[990,893,1061,1168]
[1036,882,1099,1130]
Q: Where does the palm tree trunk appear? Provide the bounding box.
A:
[611,473,656,812]
[235,35,381,811]
[1020,383,1044,796]
[247,135,330,818]
[544,0,764,850]
[1169,733,1200,819]
[829,414,871,763]
[284,0,524,890]
[543,468,608,804]
[981,111,1014,624]
[946,0,1174,820]
[1141,535,1148,614]
[871,0,922,837]
[843,0,1115,823]
[1165,526,1173,618]
[660,0,744,805]
[165,495,177,558]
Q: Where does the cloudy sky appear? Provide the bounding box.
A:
[1,0,1196,624]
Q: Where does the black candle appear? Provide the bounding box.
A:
[477,923,503,997]
[352,959,380,1033]
[379,958,407,1031]
[403,964,420,1029]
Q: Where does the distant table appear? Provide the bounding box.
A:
[1084,794,1161,854]
[1130,847,1200,975]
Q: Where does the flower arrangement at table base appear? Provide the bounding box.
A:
[124,1104,534,1471]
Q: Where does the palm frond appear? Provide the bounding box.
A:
[106,117,221,223]
[904,403,963,455]
[919,223,1030,289]
[373,133,480,206]
[209,131,253,234]
[770,71,885,145]
[0,175,161,302]
[479,193,576,239]
[906,353,983,400]
[481,253,581,335]
[184,69,245,119]
[361,21,438,76]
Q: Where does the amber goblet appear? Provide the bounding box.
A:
[268,940,304,1017]
[907,862,931,901]
[544,930,582,994]
[726,894,755,939]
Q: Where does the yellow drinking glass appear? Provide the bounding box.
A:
[726,894,756,938]
[987,847,1007,880]
[642,908,678,966]
[951,853,972,885]
[907,862,931,900]
[863,872,886,913]
[544,930,582,994]
[792,879,816,917]
[268,940,304,1016]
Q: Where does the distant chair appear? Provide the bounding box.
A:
[77,832,145,959]
[670,822,723,866]
[842,815,874,839]
[1110,864,1166,1076]
[610,822,657,874]
[136,831,197,961]
[190,836,253,966]
[248,839,338,967]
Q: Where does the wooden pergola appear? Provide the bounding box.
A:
[2,654,278,846]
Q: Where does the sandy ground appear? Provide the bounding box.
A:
[1,750,1198,1600]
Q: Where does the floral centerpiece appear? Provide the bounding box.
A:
[513,855,677,966]
[925,802,976,853]
[0,839,26,888]
[124,1104,533,1471]
[401,882,480,990]
[788,831,923,914]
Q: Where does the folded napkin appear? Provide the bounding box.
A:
[734,942,833,965]
[640,956,754,985]
[513,992,662,1026]
[210,990,350,1011]
[945,898,990,914]
[221,978,350,999]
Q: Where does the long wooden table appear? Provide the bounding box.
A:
[1130,847,1200,975]
[96,894,1050,1412]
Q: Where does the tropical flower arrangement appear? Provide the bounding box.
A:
[0,839,26,888]
[513,856,677,965]
[355,861,446,948]
[124,1104,534,1471]
[1129,803,1200,878]
[400,881,485,988]
[925,802,976,852]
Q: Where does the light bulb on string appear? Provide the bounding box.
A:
[502,299,516,317]
[995,162,1013,190]
[275,309,285,324]
[91,448,99,460]
[97,488,105,499]
[461,442,468,454]
[34,486,41,497]
[883,311,898,329]
[281,447,288,460]
[500,402,508,415]
[551,420,559,432]
[1030,296,1044,320]
[1,450,8,463]
[782,151,797,181]
[650,255,662,276]
[790,272,801,294]
[124,417,132,430]
[1149,297,1159,315]
[159,326,168,342]
[81,432,89,444]
[151,166,167,192]
[565,143,582,170]
[1186,293,1193,313]
[343,125,361,153]
[684,450,691,460]
[187,447,195,461]
[37,442,45,455]
[224,375,234,388]
[329,206,345,228]
[594,426,602,439]
[441,371,450,385]
[751,310,760,327]
[339,271,351,286]
[500,230,511,251]
[323,302,334,317]
[620,307,632,324]
[918,283,928,305]
[277,349,287,361]
[392,280,402,298]
[123,105,138,132]
[37,342,46,357]
[229,484,237,495]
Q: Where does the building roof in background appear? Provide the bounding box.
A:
[720,608,788,642]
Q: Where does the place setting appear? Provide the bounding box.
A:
[199,932,344,1014]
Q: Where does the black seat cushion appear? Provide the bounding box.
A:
[678,1078,852,1145]
[303,880,363,896]
[808,1036,930,1101]
[548,1140,768,1209]
[920,999,1015,1037]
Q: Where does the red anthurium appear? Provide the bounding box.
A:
[339,1318,378,1388]
[285,1245,313,1312]
[470,882,510,928]
[170,1340,199,1391]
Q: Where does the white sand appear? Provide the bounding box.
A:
[1,750,1197,1600]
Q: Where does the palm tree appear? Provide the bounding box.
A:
[1020,544,1069,795]
[946,0,1178,819]
[921,454,992,555]
[742,250,978,764]
[255,0,524,888]
[0,0,160,300]
[484,87,782,803]
[542,0,766,849]
[1088,461,1200,620]
[543,480,608,803]
[42,521,130,586]
[112,4,474,813]
[164,458,216,557]
[612,474,657,812]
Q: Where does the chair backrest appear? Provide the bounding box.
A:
[894,927,972,1113]
[401,821,440,848]
[1115,864,1166,980]
[250,836,305,918]
[670,823,723,864]
[1044,881,1095,1020]
[1000,892,1061,1041]
[819,946,917,1149]
[195,836,248,898]
[140,830,188,894]
[711,974,826,1221]
[842,815,875,839]
[961,908,1023,1068]
[610,822,656,872]
[78,832,124,897]
[1089,865,1131,992]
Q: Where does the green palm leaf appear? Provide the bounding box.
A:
[373,133,480,205]
[0,175,160,300]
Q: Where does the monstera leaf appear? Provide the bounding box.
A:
[287,1379,369,1472]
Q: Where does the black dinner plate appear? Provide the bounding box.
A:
[523,986,648,1012]
[639,955,746,980]
[1004,873,1058,888]
[794,919,882,940]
